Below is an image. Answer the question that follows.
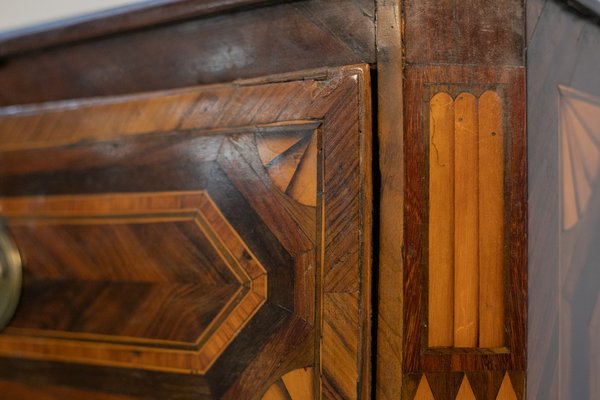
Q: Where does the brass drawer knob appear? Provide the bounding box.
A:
[0,225,21,331]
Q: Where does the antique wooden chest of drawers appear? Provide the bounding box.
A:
[0,1,526,399]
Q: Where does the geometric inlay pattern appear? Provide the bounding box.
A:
[0,191,267,374]
[559,84,600,230]
[407,372,520,400]
[256,128,318,207]
[262,367,314,400]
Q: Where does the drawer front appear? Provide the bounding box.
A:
[0,65,372,399]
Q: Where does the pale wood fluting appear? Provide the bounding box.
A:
[428,91,505,349]
[428,92,455,347]
[453,93,479,348]
[478,91,505,348]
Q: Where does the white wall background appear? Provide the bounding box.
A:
[0,0,149,34]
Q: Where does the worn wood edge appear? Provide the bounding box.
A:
[375,0,404,399]
[357,64,373,400]
[0,64,361,116]
[0,0,286,57]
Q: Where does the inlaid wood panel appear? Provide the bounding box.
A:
[375,0,526,397]
[427,90,506,349]
[0,191,267,374]
[0,65,372,399]
[404,64,526,398]
[262,367,314,400]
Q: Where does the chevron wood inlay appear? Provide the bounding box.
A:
[427,90,505,349]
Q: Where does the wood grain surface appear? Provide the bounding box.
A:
[0,0,276,57]
[375,1,404,399]
[478,91,505,348]
[0,0,375,106]
[0,65,372,399]
[394,0,527,397]
[453,93,479,349]
[428,92,455,348]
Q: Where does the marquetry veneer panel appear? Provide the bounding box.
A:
[428,91,505,349]
[0,191,266,373]
[0,65,372,399]
[403,64,526,399]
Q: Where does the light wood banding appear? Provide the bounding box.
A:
[453,93,479,348]
[428,92,455,347]
[478,91,505,348]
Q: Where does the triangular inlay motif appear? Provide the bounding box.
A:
[256,130,309,166]
[426,372,464,400]
[496,373,517,400]
[466,371,504,400]
[257,128,318,207]
[414,375,435,400]
[455,375,476,400]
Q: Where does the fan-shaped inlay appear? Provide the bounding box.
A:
[559,84,600,230]
[262,367,314,400]
[257,129,318,207]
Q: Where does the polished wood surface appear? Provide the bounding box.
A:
[0,0,534,398]
[0,0,375,106]
[0,0,275,57]
[0,65,372,399]
[0,192,267,374]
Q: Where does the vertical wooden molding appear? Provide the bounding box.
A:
[453,93,479,348]
[478,91,505,348]
[428,92,455,347]
[375,1,404,399]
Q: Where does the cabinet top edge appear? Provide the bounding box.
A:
[0,0,285,58]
